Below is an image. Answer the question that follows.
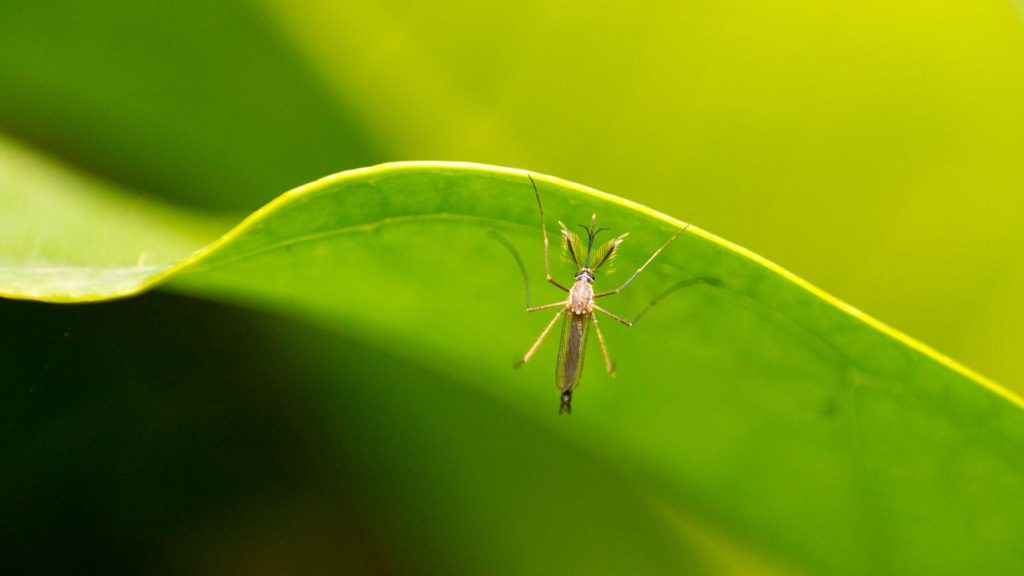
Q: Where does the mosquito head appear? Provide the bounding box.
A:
[577,213,610,269]
[559,391,573,415]
[574,269,595,283]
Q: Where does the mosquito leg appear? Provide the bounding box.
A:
[591,313,616,375]
[597,276,721,326]
[490,229,565,311]
[629,277,721,324]
[516,309,565,368]
[529,175,571,293]
[593,304,634,327]
[489,230,535,309]
[527,301,568,313]
[593,224,690,299]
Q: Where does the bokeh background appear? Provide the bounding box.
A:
[2,1,1022,573]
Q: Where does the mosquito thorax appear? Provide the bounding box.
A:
[568,270,595,315]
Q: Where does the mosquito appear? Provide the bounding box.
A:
[504,175,714,414]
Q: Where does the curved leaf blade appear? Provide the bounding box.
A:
[2,158,1023,574]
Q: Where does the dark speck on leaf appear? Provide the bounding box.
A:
[820,398,839,418]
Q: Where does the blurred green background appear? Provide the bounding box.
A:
[2,0,1022,573]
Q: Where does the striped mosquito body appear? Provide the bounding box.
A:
[510,175,705,414]
[554,270,595,413]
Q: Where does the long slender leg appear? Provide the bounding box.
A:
[591,313,616,375]
[489,230,534,309]
[490,230,569,311]
[625,276,720,324]
[527,301,568,313]
[529,175,570,292]
[593,223,690,298]
[593,304,633,327]
[516,309,565,367]
[595,276,721,327]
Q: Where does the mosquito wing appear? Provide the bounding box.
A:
[555,312,591,394]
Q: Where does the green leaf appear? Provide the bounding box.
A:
[0,135,227,300]
[3,147,1023,574]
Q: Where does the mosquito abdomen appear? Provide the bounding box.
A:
[556,312,591,403]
